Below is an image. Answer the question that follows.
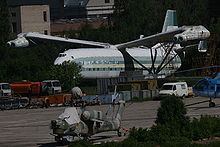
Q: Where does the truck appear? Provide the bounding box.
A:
[0,83,12,97]
[9,80,73,108]
[10,80,62,97]
[159,82,188,97]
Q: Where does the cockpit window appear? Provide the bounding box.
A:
[58,53,66,57]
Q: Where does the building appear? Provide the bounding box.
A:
[7,0,64,20]
[7,0,115,20]
[86,0,114,18]
[9,5,51,36]
[7,0,115,36]
[64,0,114,18]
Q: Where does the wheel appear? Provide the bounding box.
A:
[117,130,122,137]
[63,97,68,106]
[209,102,215,107]
[55,136,68,145]
[182,94,186,99]
[45,99,50,108]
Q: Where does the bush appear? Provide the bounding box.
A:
[155,95,189,126]
[69,140,92,147]
[189,115,220,140]
[129,127,149,142]
[161,136,191,147]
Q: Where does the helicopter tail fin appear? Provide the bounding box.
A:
[116,100,125,121]
[162,10,178,33]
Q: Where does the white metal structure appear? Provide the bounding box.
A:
[7,10,210,79]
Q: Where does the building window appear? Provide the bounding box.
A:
[44,30,48,35]
[12,22,17,33]
[11,12,16,17]
[105,0,110,3]
[43,11,47,22]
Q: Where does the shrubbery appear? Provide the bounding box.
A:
[128,96,220,145]
[189,115,220,140]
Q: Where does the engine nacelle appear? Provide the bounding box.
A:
[7,37,29,48]
[173,25,210,42]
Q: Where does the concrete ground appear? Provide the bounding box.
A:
[1,97,220,147]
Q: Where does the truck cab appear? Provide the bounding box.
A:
[159,82,188,97]
[42,80,62,95]
[0,83,12,97]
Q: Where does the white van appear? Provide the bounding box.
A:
[159,82,188,97]
[0,83,12,97]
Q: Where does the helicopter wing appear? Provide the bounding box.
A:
[115,25,210,50]
[7,32,110,48]
[7,26,210,49]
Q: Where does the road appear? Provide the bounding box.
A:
[1,97,220,146]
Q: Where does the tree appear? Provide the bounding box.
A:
[47,61,82,91]
[0,0,10,69]
[156,96,189,126]
[0,0,10,45]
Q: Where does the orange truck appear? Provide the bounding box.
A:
[10,80,62,96]
[10,82,42,96]
[9,80,70,107]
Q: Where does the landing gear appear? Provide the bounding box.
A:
[55,135,74,145]
[55,136,68,145]
[209,98,216,107]
[117,130,122,137]
[117,128,128,137]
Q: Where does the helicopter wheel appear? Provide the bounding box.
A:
[83,136,90,141]
[117,130,122,137]
[209,102,215,107]
[55,136,68,145]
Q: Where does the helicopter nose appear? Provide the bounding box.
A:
[54,58,64,65]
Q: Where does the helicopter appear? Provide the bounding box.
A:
[193,72,220,107]
[50,87,125,144]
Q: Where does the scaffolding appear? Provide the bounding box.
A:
[192,33,220,76]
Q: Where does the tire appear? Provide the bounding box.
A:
[55,136,68,145]
[45,99,50,108]
[209,102,215,107]
[117,130,122,137]
[182,94,186,99]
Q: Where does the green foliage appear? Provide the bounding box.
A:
[47,61,82,91]
[129,127,149,142]
[189,115,220,140]
[129,124,189,145]
[156,95,189,126]
[69,140,92,147]
[161,136,191,147]
[0,0,10,44]
[0,0,10,60]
